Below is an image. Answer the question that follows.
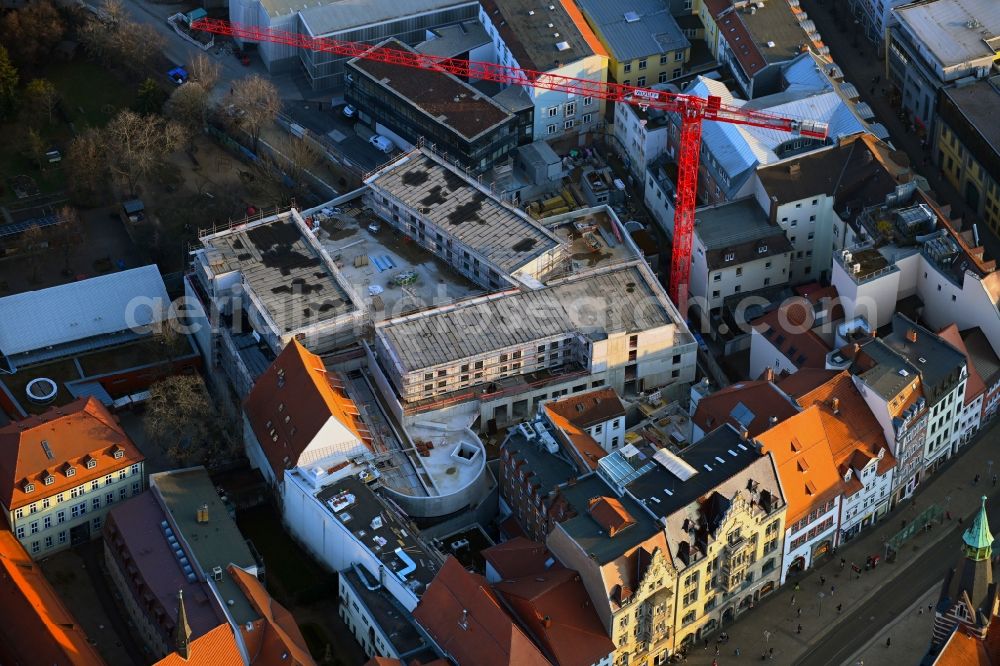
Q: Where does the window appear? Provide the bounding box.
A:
[119,488,127,500]
[809,215,816,222]
[712,290,720,298]
[546,124,557,135]
[583,96,593,106]
[106,492,115,505]
[92,497,101,510]
[672,68,682,79]
[15,526,24,539]
[43,475,54,486]
[624,62,632,73]
[71,503,86,518]
[636,76,646,87]
[583,113,593,124]
[31,541,39,554]
[86,459,97,469]
[547,106,558,117]
[713,273,721,282]
[623,79,631,86]
[43,516,51,529]
[675,51,684,61]
[132,482,141,495]
[118,469,127,481]
[57,510,65,524]
[735,267,743,276]
[44,536,52,549]
[564,102,576,117]
[660,54,668,65]
[58,530,66,544]
[564,120,575,130]
[14,508,23,519]
[724,251,735,261]
[638,59,647,70]
[24,483,35,494]
[91,480,99,491]
[30,521,38,535]
[658,71,668,83]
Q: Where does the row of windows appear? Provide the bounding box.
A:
[15,483,142,538]
[14,465,141,520]
[789,516,835,550]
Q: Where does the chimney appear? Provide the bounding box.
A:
[906,329,917,343]
[788,163,800,176]
[542,615,552,628]
[831,397,841,414]
[175,589,192,660]
[768,415,778,426]
[196,504,209,523]
[852,343,861,354]
[458,609,469,630]
[764,366,775,382]
[741,426,749,441]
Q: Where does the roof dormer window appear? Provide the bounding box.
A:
[725,251,735,262]
[85,458,97,469]
[65,466,76,478]
[113,449,124,460]
[43,474,54,486]
[23,481,35,493]
[844,469,852,482]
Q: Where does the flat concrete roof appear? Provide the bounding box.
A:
[479,0,600,71]
[366,150,561,275]
[151,468,258,625]
[199,212,359,334]
[895,0,1000,67]
[540,208,640,276]
[378,262,676,372]
[415,21,490,58]
[350,39,513,142]
[295,0,475,35]
[314,208,483,320]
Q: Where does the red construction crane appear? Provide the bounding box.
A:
[191,18,829,316]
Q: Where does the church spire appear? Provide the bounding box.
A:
[175,589,192,660]
[963,495,994,561]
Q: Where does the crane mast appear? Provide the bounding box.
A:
[192,18,829,316]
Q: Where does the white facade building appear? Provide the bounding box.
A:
[613,85,673,180]
[477,0,607,143]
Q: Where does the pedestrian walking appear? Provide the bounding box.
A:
[975,473,981,485]
[794,582,800,591]
[704,638,709,650]
[715,644,720,656]
[993,474,997,487]
[840,557,846,570]
[769,647,775,660]
[797,607,802,618]
[886,636,892,648]
[820,576,826,586]
[837,604,843,614]
[791,594,796,606]
[830,585,835,596]
[797,624,803,634]
[735,647,741,656]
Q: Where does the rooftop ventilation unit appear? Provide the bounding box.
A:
[624,11,640,23]
[556,41,570,51]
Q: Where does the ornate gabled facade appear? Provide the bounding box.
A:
[934,496,999,649]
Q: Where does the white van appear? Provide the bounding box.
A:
[369,134,394,153]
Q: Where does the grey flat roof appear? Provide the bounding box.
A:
[942,79,1000,158]
[342,567,426,654]
[895,0,1000,67]
[739,0,810,65]
[350,39,513,141]
[480,0,598,71]
[855,338,920,401]
[557,475,659,565]
[317,476,440,588]
[576,0,689,62]
[415,21,490,58]
[695,198,783,250]
[200,215,357,333]
[378,263,676,371]
[503,427,577,494]
[296,0,475,35]
[366,150,560,274]
[151,468,258,625]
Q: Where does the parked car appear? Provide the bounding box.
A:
[342,104,356,118]
[369,134,394,153]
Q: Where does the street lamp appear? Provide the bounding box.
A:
[763,630,771,658]
[818,591,826,617]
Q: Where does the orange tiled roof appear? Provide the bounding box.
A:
[755,406,843,525]
[229,567,316,666]
[154,623,244,666]
[413,557,551,666]
[588,496,635,537]
[244,340,371,482]
[543,406,608,471]
[0,397,143,510]
[558,0,608,58]
[938,324,987,406]
[0,530,106,666]
[494,566,614,666]
[933,621,1000,665]
[776,368,839,398]
[544,389,624,431]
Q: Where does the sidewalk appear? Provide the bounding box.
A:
[845,585,938,666]
[683,416,1000,665]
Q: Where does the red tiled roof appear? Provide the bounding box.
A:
[230,566,316,665]
[933,617,1000,665]
[776,369,839,398]
[494,567,614,666]
[483,537,553,580]
[938,324,987,405]
[587,496,635,537]
[714,7,766,78]
[752,300,832,370]
[799,284,845,321]
[0,530,105,666]
[413,557,551,666]
[544,389,625,429]
[244,340,371,482]
[0,397,143,510]
[692,380,799,438]
[154,624,244,666]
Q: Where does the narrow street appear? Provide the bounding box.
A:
[800,0,1000,263]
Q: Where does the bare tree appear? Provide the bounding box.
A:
[23,127,46,170]
[24,78,58,124]
[189,53,221,93]
[104,109,186,195]
[51,206,84,273]
[80,0,164,76]
[164,82,209,147]
[229,75,280,154]
[66,128,107,204]
[16,223,46,283]
[144,374,215,466]
[0,0,65,69]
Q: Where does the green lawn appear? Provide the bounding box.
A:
[0,60,136,203]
